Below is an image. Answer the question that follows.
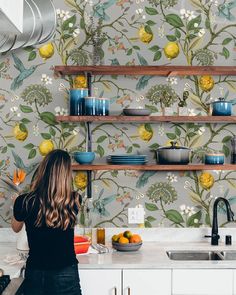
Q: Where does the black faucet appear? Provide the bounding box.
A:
[205,197,234,246]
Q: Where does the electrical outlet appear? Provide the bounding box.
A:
[128,207,145,224]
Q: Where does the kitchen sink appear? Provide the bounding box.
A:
[218,251,236,260]
[166,250,222,261]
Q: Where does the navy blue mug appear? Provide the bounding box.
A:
[69,88,88,116]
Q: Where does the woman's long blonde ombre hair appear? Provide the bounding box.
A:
[30,149,78,230]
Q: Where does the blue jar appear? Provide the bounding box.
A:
[85,97,96,115]
[69,88,88,116]
[98,98,110,116]
[205,153,225,164]
[212,98,232,116]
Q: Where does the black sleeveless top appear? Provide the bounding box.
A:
[13,193,79,270]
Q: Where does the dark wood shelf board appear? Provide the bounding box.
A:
[54,65,236,76]
[57,115,236,123]
[71,164,236,171]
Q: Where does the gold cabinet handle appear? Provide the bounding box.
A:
[128,287,131,295]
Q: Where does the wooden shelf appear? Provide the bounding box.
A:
[72,164,236,171]
[54,65,236,76]
[57,115,236,123]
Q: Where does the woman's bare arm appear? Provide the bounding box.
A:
[11,217,24,233]
[11,193,24,233]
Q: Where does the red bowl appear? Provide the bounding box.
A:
[74,235,89,243]
[74,242,90,254]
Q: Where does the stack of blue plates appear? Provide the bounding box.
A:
[107,154,148,165]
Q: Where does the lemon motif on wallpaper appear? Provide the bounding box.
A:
[138,124,153,142]
[164,42,180,59]
[199,75,215,92]
[39,140,54,156]
[199,172,215,190]
[138,26,153,44]
[74,172,87,190]
[74,75,87,88]
[39,43,55,60]
[13,124,28,141]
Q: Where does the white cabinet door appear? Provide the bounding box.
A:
[123,269,171,295]
[172,269,233,295]
[79,269,121,295]
[233,270,236,295]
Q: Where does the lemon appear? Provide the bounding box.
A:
[13,124,28,141]
[112,235,119,243]
[199,172,214,190]
[138,124,153,142]
[199,75,215,92]
[74,75,87,88]
[74,172,87,190]
[39,139,54,156]
[39,43,54,59]
[164,42,180,59]
[139,26,153,44]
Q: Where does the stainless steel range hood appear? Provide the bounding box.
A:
[0,0,56,52]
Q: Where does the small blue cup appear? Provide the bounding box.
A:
[69,88,88,116]
[212,99,232,116]
[98,98,109,116]
[205,153,224,164]
[85,97,96,115]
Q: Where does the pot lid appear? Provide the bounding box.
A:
[157,141,190,150]
[212,97,230,103]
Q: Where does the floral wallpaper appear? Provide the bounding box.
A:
[1,0,236,228]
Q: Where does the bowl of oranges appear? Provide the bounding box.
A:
[112,231,142,252]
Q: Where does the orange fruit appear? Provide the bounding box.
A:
[119,237,129,244]
[118,233,123,238]
[130,234,142,243]
[123,230,132,239]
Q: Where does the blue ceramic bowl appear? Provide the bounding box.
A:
[212,101,232,116]
[74,152,95,164]
[205,153,224,165]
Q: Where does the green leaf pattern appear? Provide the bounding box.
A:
[0,0,236,227]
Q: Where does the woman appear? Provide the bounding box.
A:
[12,149,82,295]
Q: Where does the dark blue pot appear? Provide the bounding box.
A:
[69,88,88,116]
[212,101,232,116]
[205,153,224,165]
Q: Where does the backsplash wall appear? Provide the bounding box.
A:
[1,0,236,228]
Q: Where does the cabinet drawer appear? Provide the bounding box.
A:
[172,269,233,295]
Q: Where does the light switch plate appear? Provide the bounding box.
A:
[128,208,145,224]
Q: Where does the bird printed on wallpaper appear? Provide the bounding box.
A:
[136,171,157,188]
[93,189,117,217]
[136,53,153,90]
[10,53,43,91]
[218,1,236,21]
[12,151,38,175]
[93,0,116,21]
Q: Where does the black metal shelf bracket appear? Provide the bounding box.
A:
[86,72,92,198]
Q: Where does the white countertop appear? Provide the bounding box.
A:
[77,241,236,270]
[2,228,236,278]
[2,241,236,279]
